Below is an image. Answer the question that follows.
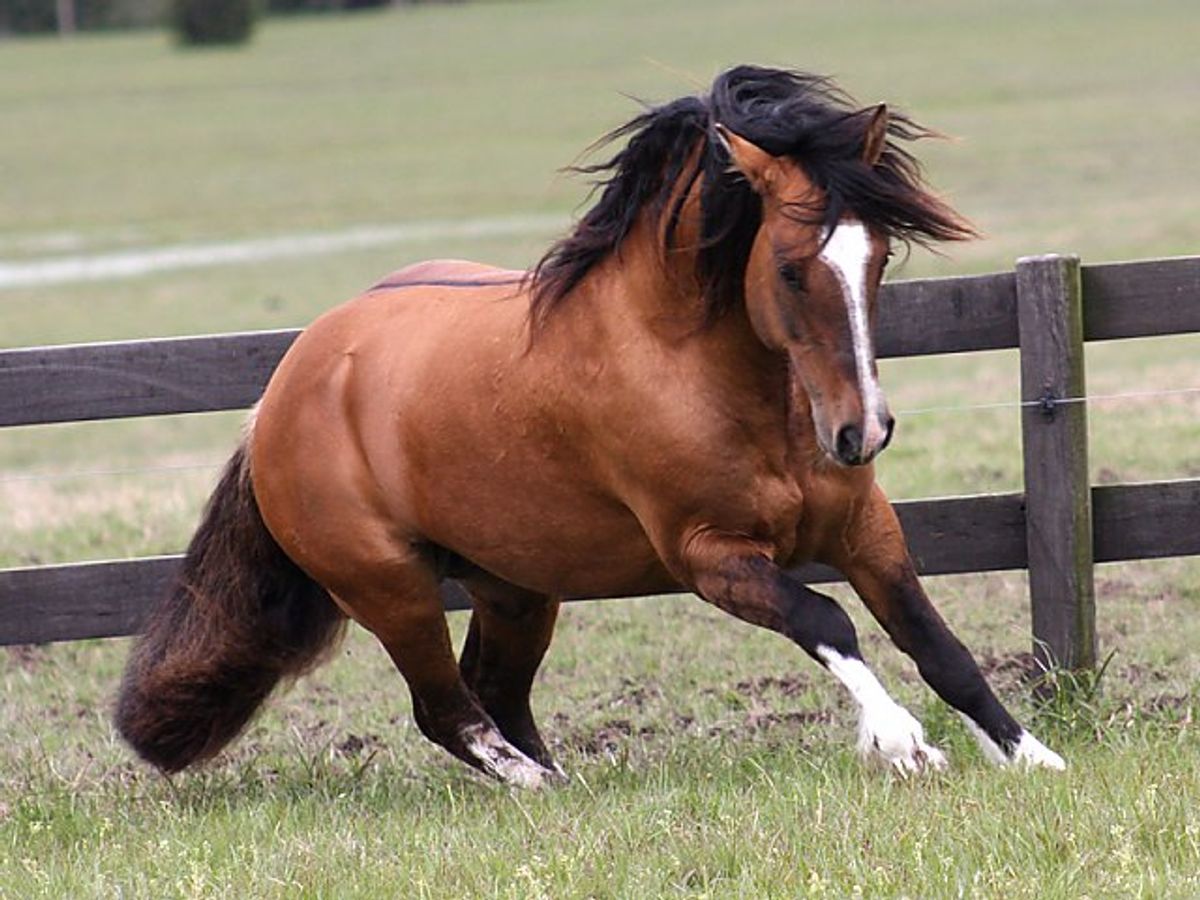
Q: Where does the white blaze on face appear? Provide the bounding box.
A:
[817,221,887,453]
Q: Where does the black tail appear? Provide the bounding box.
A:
[115,441,346,773]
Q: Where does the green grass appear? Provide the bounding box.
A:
[5,585,1200,898]
[2,0,1200,896]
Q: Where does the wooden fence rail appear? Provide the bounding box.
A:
[2,255,1199,667]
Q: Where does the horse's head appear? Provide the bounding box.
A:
[530,68,974,464]
[717,108,896,466]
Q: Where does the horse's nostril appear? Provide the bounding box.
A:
[835,423,863,465]
[880,414,896,451]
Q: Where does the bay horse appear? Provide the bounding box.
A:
[116,66,1064,786]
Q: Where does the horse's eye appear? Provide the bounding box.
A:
[778,262,804,293]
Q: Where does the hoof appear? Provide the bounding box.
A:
[960,716,1067,772]
[461,723,561,789]
[858,703,948,775]
[1008,732,1067,771]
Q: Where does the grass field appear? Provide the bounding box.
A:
[2,0,1200,896]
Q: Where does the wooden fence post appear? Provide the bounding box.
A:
[1016,254,1097,671]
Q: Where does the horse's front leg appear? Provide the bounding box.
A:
[684,534,946,773]
[834,486,1065,771]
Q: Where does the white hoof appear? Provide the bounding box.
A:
[858,703,948,775]
[548,760,570,782]
[1008,731,1067,771]
[460,724,556,789]
[960,716,1067,771]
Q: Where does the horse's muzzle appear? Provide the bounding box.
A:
[834,413,895,466]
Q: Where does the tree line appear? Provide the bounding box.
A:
[1,0,459,45]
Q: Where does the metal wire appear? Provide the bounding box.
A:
[1,385,1198,486]
[0,460,222,485]
[895,386,1200,418]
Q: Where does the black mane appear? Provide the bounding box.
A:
[529,65,975,326]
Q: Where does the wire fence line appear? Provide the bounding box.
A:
[0,460,222,485]
[1,385,1198,487]
[894,385,1200,417]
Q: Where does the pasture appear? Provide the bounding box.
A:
[2,0,1199,895]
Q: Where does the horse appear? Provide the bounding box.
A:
[116,66,1065,787]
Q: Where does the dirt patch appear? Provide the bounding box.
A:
[978,650,1039,677]
[570,718,659,755]
[567,705,831,757]
[1144,693,1195,721]
[335,732,388,758]
[4,644,48,672]
[1146,587,1184,605]
[1119,662,1170,687]
[731,674,810,700]
[1096,577,1139,600]
[731,708,832,736]
[976,651,1042,692]
[601,677,659,713]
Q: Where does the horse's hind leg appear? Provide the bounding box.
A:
[333,558,557,788]
[457,576,562,773]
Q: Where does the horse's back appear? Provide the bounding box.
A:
[371,259,526,290]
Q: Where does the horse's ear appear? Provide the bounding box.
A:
[714,124,779,195]
[861,103,889,167]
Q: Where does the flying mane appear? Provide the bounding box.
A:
[529,65,976,327]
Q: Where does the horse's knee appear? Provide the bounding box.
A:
[782,585,861,661]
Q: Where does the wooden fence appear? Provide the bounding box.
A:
[2,254,1198,670]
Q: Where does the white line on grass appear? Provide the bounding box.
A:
[0,213,568,290]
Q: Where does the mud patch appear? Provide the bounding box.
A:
[1119,662,1170,687]
[601,677,658,712]
[731,674,810,700]
[570,718,659,755]
[1144,693,1193,719]
[977,651,1041,692]
[335,732,388,758]
[4,644,48,673]
[731,708,832,736]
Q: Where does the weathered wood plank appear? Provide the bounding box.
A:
[5,480,1199,647]
[0,555,474,646]
[1017,254,1097,670]
[0,330,299,427]
[1093,479,1200,562]
[877,272,1018,358]
[898,491,1030,574]
[0,492,1031,646]
[1082,256,1200,341]
[0,272,1023,430]
[2,257,1196,429]
[0,556,178,645]
[5,480,1196,647]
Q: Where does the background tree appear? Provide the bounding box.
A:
[172,0,256,45]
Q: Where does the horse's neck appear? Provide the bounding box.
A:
[551,216,820,451]
[577,214,711,342]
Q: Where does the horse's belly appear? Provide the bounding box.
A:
[397,452,678,598]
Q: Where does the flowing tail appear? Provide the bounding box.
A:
[115,440,346,773]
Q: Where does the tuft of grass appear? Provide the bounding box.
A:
[1030,647,1118,739]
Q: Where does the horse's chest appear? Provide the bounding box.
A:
[788,471,872,565]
